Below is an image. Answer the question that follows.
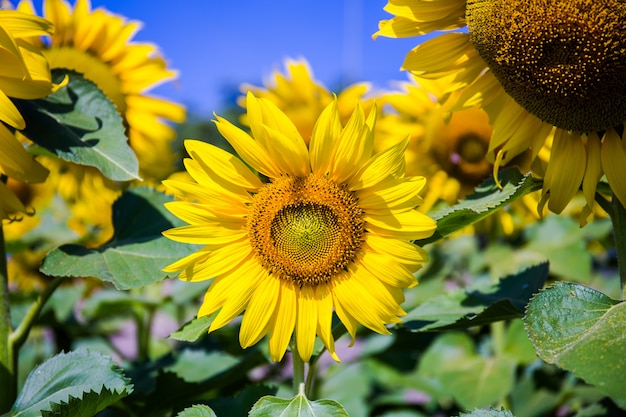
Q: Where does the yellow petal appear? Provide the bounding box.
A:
[239,275,280,348]
[315,284,339,362]
[268,280,297,362]
[184,139,262,191]
[542,129,586,213]
[213,115,282,178]
[296,285,317,362]
[357,176,426,212]
[364,209,436,240]
[349,137,409,191]
[601,129,626,208]
[581,132,603,215]
[310,99,341,176]
[358,250,417,288]
[176,240,252,282]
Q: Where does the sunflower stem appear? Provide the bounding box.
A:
[0,224,15,413]
[290,339,306,396]
[609,196,626,300]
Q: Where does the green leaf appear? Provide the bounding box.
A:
[169,316,213,342]
[458,408,515,417]
[404,263,548,331]
[249,390,348,417]
[40,187,198,289]
[164,350,239,383]
[416,168,542,246]
[417,333,516,410]
[524,282,626,408]
[15,69,139,181]
[176,405,217,417]
[10,350,132,417]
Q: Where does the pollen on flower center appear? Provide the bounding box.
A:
[466,0,626,132]
[247,174,365,286]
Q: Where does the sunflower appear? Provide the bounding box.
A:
[18,0,185,180]
[162,92,436,362]
[0,9,53,220]
[375,0,626,219]
[239,58,374,144]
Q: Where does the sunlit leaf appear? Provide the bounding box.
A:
[458,408,514,417]
[169,316,213,342]
[176,405,217,417]
[15,69,139,181]
[404,263,548,331]
[10,350,132,417]
[524,282,626,408]
[416,168,542,246]
[249,388,348,417]
[40,187,197,289]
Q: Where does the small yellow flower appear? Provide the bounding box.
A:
[162,92,436,362]
[0,9,53,220]
[375,0,626,219]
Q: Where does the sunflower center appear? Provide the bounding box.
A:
[466,0,626,132]
[247,174,364,286]
[44,47,127,114]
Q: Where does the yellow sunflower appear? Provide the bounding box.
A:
[162,92,436,362]
[18,0,185,180]
[0,9,53,220]
[239,58,374,144]
[375,0,626,219]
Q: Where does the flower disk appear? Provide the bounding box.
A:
[467,0,626,132]
[249,175,364,286]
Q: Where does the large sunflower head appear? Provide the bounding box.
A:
[18,0,186,181]
[239,58,374,144]
[375,0,626,219]
[0,9,53,220]
[162,92,436,362]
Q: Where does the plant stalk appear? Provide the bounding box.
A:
[610,196,626,300]
[290,339,306,396]
[0,225,15,413]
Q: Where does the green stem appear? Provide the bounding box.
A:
[609,196,626,300]
[305,354,319,398]
[0,224,14,413]
[10,276,63,351]
[290,339,306,396]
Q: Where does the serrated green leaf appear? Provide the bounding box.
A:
[10,350,132,417]
[40,388,125,417]
[176,405,217,417]
[524,282,626,408]
[458,408,515,417]
[40,187,198,289]
[416,168,542,246]
[15,69,139,181]
[169,315,213,342]
[249,389,348,417]
[404,263,548,331]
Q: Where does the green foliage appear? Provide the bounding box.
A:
[458,409,515,417]
[169,316,213,342]
[249,390,348,417]
[15,69,140,181]
[40,187,198,289]
[176,405,217,417]
[524,282,626,407]
[403,263,548,331]
[416,168,543,246]
[8,350,132,417]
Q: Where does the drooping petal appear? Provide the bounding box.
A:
[268,280,297,362]
[601,129,626,208]
[239,275,281,348]
[315,284,339,362]
[296,285,318,362]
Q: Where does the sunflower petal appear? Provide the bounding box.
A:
[268,280,297,362]
[239,275,280,348]
[601,129,626,208]
[296,285,318,362]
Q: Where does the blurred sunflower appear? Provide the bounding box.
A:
[162,92,436,362]
[7,0,185,243]
[18,0,185,181]
[375,0,626,219]
[0,9,53,220]
[239,58,373,143]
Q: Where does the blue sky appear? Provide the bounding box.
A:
[78,1,425,115]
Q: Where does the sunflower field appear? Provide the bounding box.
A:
[1,1,625,416]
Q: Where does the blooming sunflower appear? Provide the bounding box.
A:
[162,92,436,362]
[18,0,185,180]
[0,9,53,220]
[239,58,373,144]
[375,0,626,219]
